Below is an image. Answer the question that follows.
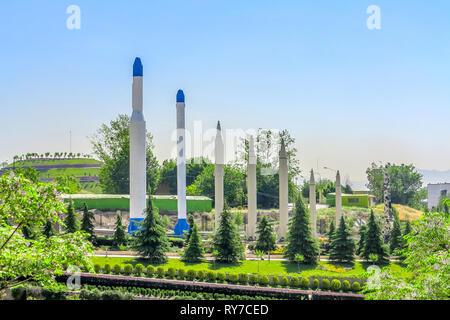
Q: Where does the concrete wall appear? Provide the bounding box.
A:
[427,183,450,209]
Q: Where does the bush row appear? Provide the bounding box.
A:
[81,284,282,300]
[93,263,362,293]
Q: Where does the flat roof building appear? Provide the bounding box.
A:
[427,183,450,210]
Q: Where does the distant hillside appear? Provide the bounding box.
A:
[2,158,103,193]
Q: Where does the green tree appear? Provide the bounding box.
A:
[184,213,195,245]
[213,207,244,263]
[134,198,170,264]
[54,175,82,194]
[81,202,95,241]
[366,162,423,206]
[113,212,127,247]
[64,201,80,233]
[91,114,160,194]
[364,211,449,300]
[42,220,57,238]
[326,220,336,253]
[328,216,355,264]
[193,164,246,207]
[285,195,319,264]
[389,213,403,255]
[361,210,390,264]
[255,215,277,253]
[0,172,93,291]
[356,224,367,256]
[12,166,40,183]
[183,222,204,262]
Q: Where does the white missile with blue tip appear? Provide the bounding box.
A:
[128,57,147,234]
[174,89,189,236]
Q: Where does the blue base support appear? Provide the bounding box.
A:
[173,218,190,237]
[128,218,144,236]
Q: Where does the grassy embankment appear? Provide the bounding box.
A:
[91,256,410,279]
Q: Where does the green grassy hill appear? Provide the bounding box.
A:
[6,158,103,193]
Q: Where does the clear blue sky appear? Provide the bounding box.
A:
[0,0,449,183]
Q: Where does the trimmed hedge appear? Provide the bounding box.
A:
[343,280,351,291]
[239,273,249,285]
[289,276,299,287]
[300,277,310,289]
[312,279,319,289]
[351,282,361,292]
[271,276,279,286]
[146,265,155,277]
[331,279,342,291]
[55,273,365,300]
[321,279,330,290]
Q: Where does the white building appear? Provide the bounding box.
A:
[427,183,450,210]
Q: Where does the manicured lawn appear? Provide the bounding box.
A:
[91,256,410,279]
[8,159,101,167]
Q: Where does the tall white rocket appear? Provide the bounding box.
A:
[128,57,147,234]
[174,89,189,236]
[247,135,257,239]
[278,139,288,239]
[309,169,317,237]
[214,121,225,230]
[335,170,342,226]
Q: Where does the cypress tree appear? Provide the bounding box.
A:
[134,197,170,263]
[328,216,355,264]
[183,222,204,262]
[81,202,95,241]
[184,213,195,245]
[43,220,57,238]
[389,214,403,255]
[356,224,367,256]
[213,206,244,263]
[113,212,127,247]
[362,210,390,264]
[64,201,79,233]
[326,220,336,253]
[284,195,319,265]
[255,215,277,253]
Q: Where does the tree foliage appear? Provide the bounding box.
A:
[113,212,127,247]
[213,207,244,263]
[133,198,170,264]
[255,215,277,253]
[91,114,160,194]
[366,162,423,206]
[361,210,390,264]
[63,201,80,233]
[0,172,93,291]
[328,216,355,264]
[183,222,204,262]
[81,202,95,241]
[365,211,449,300]
[284,195,319,264]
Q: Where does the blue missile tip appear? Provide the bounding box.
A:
[176,89,185,103]
[133,57,143,77]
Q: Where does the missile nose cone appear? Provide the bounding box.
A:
[133,57,143,77]
[176,90,185,103]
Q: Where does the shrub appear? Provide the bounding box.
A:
[94,264,101,273]
[259,275,269,286]
[249,274,259,285]
[271,276,279,286]
[104,264,111,274]
[80,288,102,300]
[312,278,319,289]
[280,276,289,287]
[343,280,351,291]
[146,265,155,277]
[217,272,226,282]
[289,276,300,287]
[123,264,133,275]
[228,273,239,283]
[187,269,196,280]
[331,279,342,291]
[321,279,330,290]
[156,266,165,278]
[239,273,249,285]
[206,271,217,282]
[177,268,186,280]
[135,264,144,275]
[167,267,177,278]
[196,270,205,281]
[112,264,122,274]
[351,282,361,292]
[300,277,310,289]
